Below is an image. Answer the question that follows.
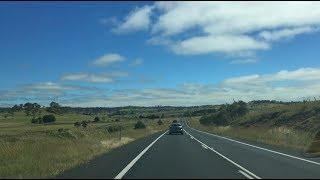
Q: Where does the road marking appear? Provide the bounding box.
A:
[239,170,254,179]
[114,131,167,179]
[184,130,261,179]
[184,121,320,166]
[201,144,208,149]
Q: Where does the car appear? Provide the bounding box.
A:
[169,122,183,135]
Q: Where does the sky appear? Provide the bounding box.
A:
[1,1,320,107]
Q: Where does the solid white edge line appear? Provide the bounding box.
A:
[201,144,208,149]
[184,129,261,179]
[114,131,168,179]
[239,170,254,179]
[184,121,320,166]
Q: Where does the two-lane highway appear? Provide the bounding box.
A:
[120,130,248,179]
[182,120,320,179]
[58,119,320,179]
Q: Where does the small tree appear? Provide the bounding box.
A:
[47,101,61,114]
[157,119,163,125]
[42,114,56,123]
[134,120,146,129]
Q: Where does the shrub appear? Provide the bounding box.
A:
[146,114,160,119]
[42,114,56,124]
[74,122,81,127]
[81,121,88,128]
[107,125,123,133]
[199,112,229,126]
[93,116,100,123]
[31,117,42,124]
[134,120,146,129]
[157,119,163,125]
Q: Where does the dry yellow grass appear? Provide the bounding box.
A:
[188,117,314,152]
[0,114,171,179]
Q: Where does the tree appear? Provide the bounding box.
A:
[23,102,41,118]
[11,104,22,112]
[47,101,61,114]
[23,102,33,116]
[236,101,248,116]
[157,119,163,125]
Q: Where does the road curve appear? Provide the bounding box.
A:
[57,119,320,179]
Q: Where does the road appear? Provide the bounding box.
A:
[57,119,320,179]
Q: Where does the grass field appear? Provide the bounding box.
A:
[188,117,315,152]
[0,111,172,178]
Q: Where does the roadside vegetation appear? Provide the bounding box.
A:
[0,102,172,178]
[189,100,320,153]
[2,99,320,178]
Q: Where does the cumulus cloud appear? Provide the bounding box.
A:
[111,2,320,59]
[112,5,153,33]
[92,53,125,67]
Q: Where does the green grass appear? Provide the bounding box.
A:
[0,112,172,178]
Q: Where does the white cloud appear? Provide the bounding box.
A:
[113,2,320,58]
[152,2,320,36]
[92,53,125,67]
[230,59,259,64]
[259,26,319,42]
[113,5,153,33]
[61,72,128,83]
[4,67,320,107]
[172,35,269,55]
[223,68,320,87]
[63,67,320,107]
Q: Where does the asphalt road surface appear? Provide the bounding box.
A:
[57,120,320,179]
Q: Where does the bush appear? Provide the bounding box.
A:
[31,117,42,124]
[134,120,146,129]
[199,112,229,126]
[93,116,100,123]
[107,125,123,133]
[81,121,88,128]
[42,114,56,124]
[74,122,81,127]
[157,119,163,125]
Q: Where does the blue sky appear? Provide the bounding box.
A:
[2,2,320,107]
